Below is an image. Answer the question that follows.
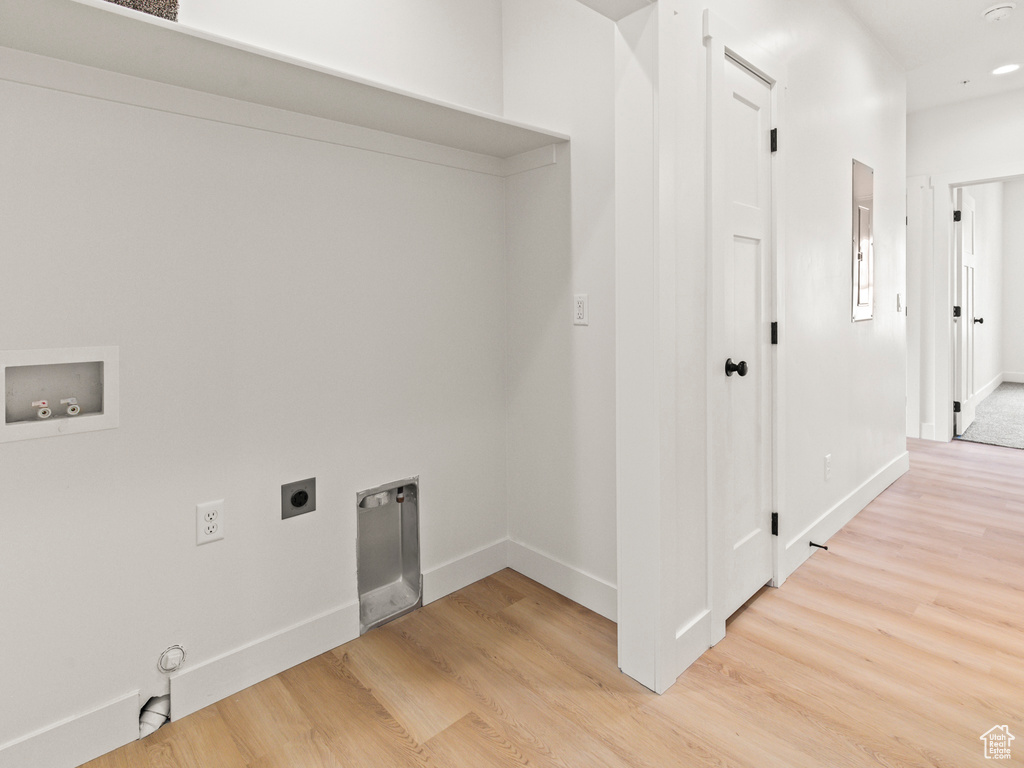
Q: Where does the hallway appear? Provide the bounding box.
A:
[83,438,1024,768]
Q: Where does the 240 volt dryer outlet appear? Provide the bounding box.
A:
[282,478,316,519]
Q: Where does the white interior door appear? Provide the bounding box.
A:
[955,188,977,434]
[710,55,774,624]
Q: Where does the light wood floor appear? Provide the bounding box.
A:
[85,438,1024,767]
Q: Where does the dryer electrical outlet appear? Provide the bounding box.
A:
[282,478,316,519]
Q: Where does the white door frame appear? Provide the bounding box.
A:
[953,187,978,435]
[703,10,787,641]
[924,169,1024,441]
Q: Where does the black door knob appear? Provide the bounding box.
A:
[974,317,984,324]
[725,358,748,377]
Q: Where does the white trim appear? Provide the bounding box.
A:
[0,691,139,768]
[613,4,666,694]
[1004,372,1024,384]
[0,47,517,177]
[507,540,617,621]
[4,539,610,761]
[422,539,509,604]
[702,10,785,87]
[973,373,1004,404]
[926,167,1024,442]
[780,450,910,579]
[673,609,714,688]
[170,601,358,721]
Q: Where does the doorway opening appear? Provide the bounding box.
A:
[949,174,1024,449]
[906,171,1024,446]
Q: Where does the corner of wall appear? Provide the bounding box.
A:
[779,451,910,580]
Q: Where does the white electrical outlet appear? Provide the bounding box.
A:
[824,454,832,481]
[196,499,225,545]
[573,294,589,326]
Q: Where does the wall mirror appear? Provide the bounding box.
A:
[852,159,874,322]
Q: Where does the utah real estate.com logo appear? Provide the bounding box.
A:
[980,725,1015,760]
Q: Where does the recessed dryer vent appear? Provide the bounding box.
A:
[357,477,421,634]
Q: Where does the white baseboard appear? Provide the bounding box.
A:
[422,539,509,604]
[3,539,615,764]
[780,450,910,579]
[975,373,1004,402]
[669,609,714,692]
[919,422,937,440]
[172,539,517,722]
[0,691,139,768]
[1004,372,1024,384]
[507,540,617,621]
[170,601,359,721]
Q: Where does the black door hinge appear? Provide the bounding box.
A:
[770,128,778,153]
[953,305,962,318]
[771,321,778,345]
[953,401,961,413]
[771,512,779,536]
[953,210,962,222]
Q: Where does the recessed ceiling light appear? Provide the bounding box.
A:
[993,64,1021,75]
[984,2,1016,21]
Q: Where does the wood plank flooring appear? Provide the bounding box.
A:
[84,438,1024,767]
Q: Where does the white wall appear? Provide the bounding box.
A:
[1,0,917,750]
[965,182,1004,393]
[502,0,619,613]
[615,0,908,691]
[1004,179,1024,378]
[908,89,1024,180]
[178,0,504,114]
[0,58,508,761]
[709,3,906,583]
[906,88,1024,439]
[906,175,931,437]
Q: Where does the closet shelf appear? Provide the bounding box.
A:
[0,0,568,159]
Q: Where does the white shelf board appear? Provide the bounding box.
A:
[0,0,568,159]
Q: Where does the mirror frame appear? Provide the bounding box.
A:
[852,159,874,322]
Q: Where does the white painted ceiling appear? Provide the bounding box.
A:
[839,0,1024,112]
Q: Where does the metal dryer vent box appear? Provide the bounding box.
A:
[357,477,421,634]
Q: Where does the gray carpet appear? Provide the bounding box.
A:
[959,382,1024,450]
[103,0,177,22]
